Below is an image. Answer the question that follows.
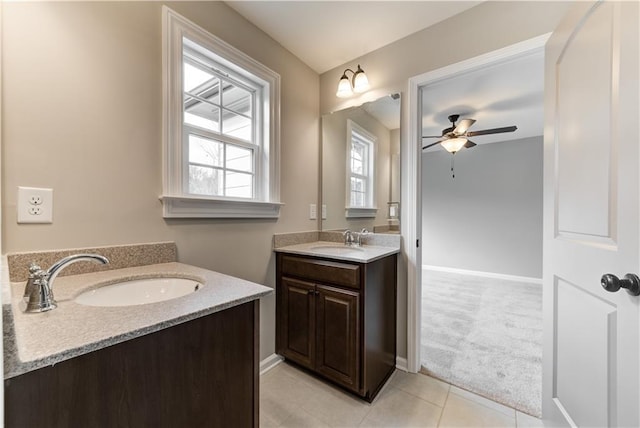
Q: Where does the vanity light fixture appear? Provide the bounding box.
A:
[336,64,370,98]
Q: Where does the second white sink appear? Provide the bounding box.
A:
[308,244,365,255]
[75,277,201,307]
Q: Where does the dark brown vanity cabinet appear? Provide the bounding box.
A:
[276,252,397,402]
[5,301,260,428]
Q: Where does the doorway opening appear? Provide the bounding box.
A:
[404,35,548,417]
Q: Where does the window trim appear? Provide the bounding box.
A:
[161,7,282,218]
[345,119,378,218]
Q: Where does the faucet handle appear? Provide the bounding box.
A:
[28,262,42,276]
[24,263,45,302]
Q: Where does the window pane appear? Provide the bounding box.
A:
[184,62,215,94]
[351,141,366,175]
[351,190,365,207]
[222,110,252,141]
[184,63,221,107]
[350,177,366,207]
[184,96,220,132]
[226,145,253,172]
[189,135,223,167]
[222,84,252,117]
[189,165,223,196]
[225,171,253,198]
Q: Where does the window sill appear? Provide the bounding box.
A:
[160,195,283,219]
[345,207,378,218]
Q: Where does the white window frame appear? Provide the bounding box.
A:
[161,7,282,218]
[345,120,377,218]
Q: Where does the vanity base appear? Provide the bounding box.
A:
[4,301,259,427]
[276,252,397,403]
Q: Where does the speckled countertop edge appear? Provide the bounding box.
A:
[274,241,400,263]
[4,262,272,379]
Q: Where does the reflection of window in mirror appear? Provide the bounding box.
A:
[347,120,376,210]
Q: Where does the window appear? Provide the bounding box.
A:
[161,7,281,218]
[346,120,377,218]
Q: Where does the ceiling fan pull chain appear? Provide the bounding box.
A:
[451,154,455,178]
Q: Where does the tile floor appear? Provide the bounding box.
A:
[260,362,552,427]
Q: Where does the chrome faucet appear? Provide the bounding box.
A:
[23,254,109,313]
[343,229,367,247]
[343,229,355,246]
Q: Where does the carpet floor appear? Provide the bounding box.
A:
[421,269,542,417]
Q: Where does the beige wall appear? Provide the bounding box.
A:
[319,1,571,360]
[1,1,319,361]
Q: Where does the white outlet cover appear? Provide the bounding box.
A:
[17,186,53,224]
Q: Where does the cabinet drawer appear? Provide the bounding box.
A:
[281,255,360,289]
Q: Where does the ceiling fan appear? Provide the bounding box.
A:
[422,114,517,153]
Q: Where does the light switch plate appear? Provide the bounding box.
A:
[309,204,317,220]
[322,204,327,220]
[17,186,53,224]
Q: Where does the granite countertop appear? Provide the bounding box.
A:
[4,262,272,379]
[274,241,400,263]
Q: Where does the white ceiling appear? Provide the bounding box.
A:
[421,51,545,151]
[226,1,543,151]
[226,1,481,74]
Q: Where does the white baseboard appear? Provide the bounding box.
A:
[259,353,283,375]
[422,265,542,285]
[395,356,408,372]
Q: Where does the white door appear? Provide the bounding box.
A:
[543,1,639,427]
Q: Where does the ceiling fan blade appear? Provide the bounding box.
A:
[453,119,476,135]
[422,135,443,138]
[466,126,517,137]
[464,140,477,148]
[422,141,443,150]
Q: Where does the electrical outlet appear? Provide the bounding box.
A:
[28,206,42,215]
[309,204,317,220]
[18,187,53,224]
[322,204,327,220]
[29,195,43,205]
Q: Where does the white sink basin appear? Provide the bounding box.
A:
[308,245,365,255]
[75,277,201,307]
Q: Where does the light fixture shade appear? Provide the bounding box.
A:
[352,65,369,93]
[441,137,467,153]
[336,74,353,98]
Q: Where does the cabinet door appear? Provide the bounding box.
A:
[315,284,360,393]
[280,277,315,369]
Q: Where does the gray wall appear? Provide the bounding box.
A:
[422,137,543,278]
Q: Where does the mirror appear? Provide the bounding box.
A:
[321,94,401,233]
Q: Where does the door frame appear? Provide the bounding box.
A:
[404,33,550,374]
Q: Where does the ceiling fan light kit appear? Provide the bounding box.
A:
[422,113,518,154]
[440,137,468,153]
[422,113,518,178]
